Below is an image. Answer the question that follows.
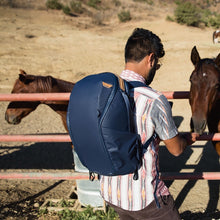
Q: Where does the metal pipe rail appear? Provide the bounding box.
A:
[0,91,190,101]
[0,93,70,101]
[0,133,220,142]
[1,92,220,101]
[0,134,71,142]
[1,91,220,181]
[0,171,220,180]
[0,171,90,180]
[160,172,220,180]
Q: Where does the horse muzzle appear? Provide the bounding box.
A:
[5,113,21,125]
[190,117,206,135]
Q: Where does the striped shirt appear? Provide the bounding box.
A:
[100,70,178,211]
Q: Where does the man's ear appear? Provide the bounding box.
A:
[148,53,155,67]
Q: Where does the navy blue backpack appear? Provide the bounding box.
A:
[67,72,152,180]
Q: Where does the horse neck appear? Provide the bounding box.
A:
[207,99,220,133]
[37,76,73,119]
[53,78,74,92]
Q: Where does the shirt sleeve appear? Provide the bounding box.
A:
[151,94,178,141]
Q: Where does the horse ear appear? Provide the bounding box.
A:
[19,69,28,83]
[191,46,201,66]
[19,73,26,82]
[19,73,35,84]
[19,69,27,75]
[214,53,220,68]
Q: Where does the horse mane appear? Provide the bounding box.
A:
[35,75,74,93]
[203,58,220,72]
[35,76,52,93]
[195,58,213,70]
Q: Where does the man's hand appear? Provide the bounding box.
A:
[163,132,199,157]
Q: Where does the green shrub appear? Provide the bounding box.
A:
[70,1,84,14]
[209,14,220,28]
[62,5,71,15]
[133,0,153,5]
[46,0,63,10]
[174,1,202,27]
[166,15,175,22]
[118,10,131,22]
[199,8,212,26]
[88,0,101,9]
[57,206,119,220]
[174,1,220,28]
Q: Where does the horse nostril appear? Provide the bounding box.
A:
[197,129,203,135]
[200,119,207,133]
[190,118,194,131]
[194,127,204,135]
[5,113,10,123]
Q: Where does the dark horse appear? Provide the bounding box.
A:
[5,70,75,131]
[189,46,220,155]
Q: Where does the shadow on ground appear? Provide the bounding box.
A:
[0,142,73,169]
[160,140,220,219]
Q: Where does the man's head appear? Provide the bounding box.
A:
[125,28,165,84]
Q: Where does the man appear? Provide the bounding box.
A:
[100,28,198,220]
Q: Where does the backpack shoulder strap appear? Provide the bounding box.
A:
[117,74,147,91]
[143,133,157,150]
[126,80,147,89]
[118,76,154,150]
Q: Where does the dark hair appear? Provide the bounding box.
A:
[125,28,165,63]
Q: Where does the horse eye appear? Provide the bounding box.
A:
[216,84,220,89]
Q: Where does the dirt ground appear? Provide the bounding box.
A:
[0,1,220,219]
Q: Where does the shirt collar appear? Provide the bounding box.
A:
[120,69,146,84]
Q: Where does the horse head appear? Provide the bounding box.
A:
[189,46,220,134]
[5,70,41,124]
[5,70,74,130]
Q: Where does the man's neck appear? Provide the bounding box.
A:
[125,62,145,78]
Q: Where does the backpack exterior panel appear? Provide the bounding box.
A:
[67,72,142,176]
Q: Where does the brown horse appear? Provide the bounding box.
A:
[213,30,220,44]
[5,70,75,131]
[189,46,220,155]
